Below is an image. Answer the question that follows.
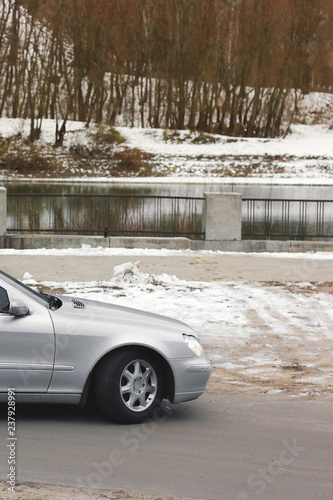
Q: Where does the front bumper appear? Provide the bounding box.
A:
[169,357,212,404]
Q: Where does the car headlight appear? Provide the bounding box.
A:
[183,334,204,357]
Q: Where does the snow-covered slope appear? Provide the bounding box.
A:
[0,92,333,179]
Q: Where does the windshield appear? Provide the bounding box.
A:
[0,270,53,307]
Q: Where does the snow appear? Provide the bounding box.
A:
[19,257,333,399]
[118,123,333,159]
[0,117,87,144]
[1,106,333,179]
[113,123,333,178]
[1,245,333,259]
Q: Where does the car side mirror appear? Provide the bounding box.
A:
[9,299,29,317]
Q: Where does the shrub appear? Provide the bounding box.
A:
[191,132,218,144]
[69,144,104,160]
[112,148,153,176]
[0,137,61,176]
[163,129,186,143]
[92,125,126,145]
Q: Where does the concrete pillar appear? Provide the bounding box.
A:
[204,192,242,241]
[0,187,6,237]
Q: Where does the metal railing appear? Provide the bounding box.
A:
[242,198,333,239]
[6,193,333,241]
[7,193,205,239]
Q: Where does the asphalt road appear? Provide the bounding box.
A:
[1,252,333,282]
[0,395,332,500]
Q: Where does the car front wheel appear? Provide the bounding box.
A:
[95,349,164,424]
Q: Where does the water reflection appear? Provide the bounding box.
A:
[2,180,333,200]
[6,192,204,238]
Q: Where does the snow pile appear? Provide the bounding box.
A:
[22,271,34,281]
[113,261,156,286]
[113,261,181,288]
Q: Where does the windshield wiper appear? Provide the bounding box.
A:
[39,291,62,311]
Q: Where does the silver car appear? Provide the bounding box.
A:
[0,270,212,423]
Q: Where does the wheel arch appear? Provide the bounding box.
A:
[80,344,175,408]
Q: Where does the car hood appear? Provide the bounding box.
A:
[55,295,195,335]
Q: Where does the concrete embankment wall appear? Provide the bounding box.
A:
[2,234,333,253]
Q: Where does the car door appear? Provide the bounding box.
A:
[0,285,55,393]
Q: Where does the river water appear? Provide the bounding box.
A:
[2,180,333,199]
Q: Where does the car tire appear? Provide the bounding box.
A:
[95,349,164,424]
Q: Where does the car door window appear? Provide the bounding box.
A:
[0,286,9,313]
